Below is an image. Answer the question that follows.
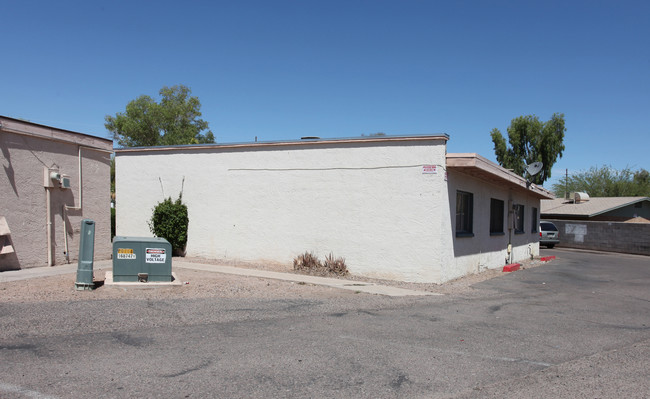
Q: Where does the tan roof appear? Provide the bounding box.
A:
[541,197,650,217]
[446,153,554,200]
[0,115,112,151]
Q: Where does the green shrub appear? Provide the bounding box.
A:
[148,193,188,255]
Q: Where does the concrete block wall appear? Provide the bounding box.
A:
[546,219,650,256]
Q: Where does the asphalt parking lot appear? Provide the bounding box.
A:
[0,248,648,398]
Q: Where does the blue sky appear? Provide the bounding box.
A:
[2,0,648,189]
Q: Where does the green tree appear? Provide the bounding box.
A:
[110,156,115,194]
[490,113,566,184]
[552,166,650,197]
[105,85,215,147]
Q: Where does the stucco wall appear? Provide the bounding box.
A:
[0,128,112,270]
[116,138,546,283]
[117,139,451,282]
[544,219,650,255]
[443,170,541,281]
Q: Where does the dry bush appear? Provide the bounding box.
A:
[293,252,321,271]
[323,253,348,276]
[293,251,348,276]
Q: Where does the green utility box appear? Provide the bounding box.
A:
[112,236,172,282]
[75,219,95,290]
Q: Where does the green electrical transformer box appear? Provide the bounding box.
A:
[112,236,172,282]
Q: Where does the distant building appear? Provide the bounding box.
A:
[541,195,650,255]
[115,135,552,283]
[541,196,650,222]
[0,116,113,270]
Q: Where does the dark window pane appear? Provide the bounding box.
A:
[514,204,524,233]
[490,198,504,234]
[456,191,473,236]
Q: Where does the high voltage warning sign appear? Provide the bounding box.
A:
[145,248,166,263]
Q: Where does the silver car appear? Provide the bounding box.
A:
[540,221,560,248]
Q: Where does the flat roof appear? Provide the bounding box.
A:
[0,115,112,151]
[114,134,450,154]
[446,153,554,199]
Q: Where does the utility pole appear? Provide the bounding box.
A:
[565,168,569,199]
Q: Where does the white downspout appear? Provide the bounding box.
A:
[63,146,83,263]
[46,187,53,266]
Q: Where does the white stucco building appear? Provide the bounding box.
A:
[115,135,552,283]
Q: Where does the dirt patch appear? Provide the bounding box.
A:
[0,257,551,303]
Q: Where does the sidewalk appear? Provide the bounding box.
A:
[0,259,439,297]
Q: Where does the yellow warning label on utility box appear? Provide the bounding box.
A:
[116,248,136,260]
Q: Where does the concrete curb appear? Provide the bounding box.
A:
[503,263,521,272]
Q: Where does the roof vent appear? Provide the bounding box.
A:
[574,192,590,203]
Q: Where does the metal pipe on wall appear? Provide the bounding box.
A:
[63,145,83,263]
[46,187,52,266]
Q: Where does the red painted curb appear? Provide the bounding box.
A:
[540,256,556,262]
[503,263,521,272]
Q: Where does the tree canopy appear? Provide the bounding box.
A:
[105,85,215,147]
[490,113,566,184]
[551,166,650,197]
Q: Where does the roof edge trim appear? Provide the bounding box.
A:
[114,134,450,153]
[446,153,554,199]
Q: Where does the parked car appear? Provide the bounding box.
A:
[539,221,560,248]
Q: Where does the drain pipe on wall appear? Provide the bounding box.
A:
[46,186,53,266]
[507,198,513,265]
[62,146,84,263]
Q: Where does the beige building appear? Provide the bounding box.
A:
[0,116,113,271]
[115,135,552,283]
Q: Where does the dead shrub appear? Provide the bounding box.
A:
[293,252,321,271]
[323,253,348,276]
[292,251,349,276]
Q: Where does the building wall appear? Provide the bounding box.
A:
[545,219,650,256]
[443,171,541,281]
[116,138,546,283]
[0,128,112,270]
[601,201,650,220]
[117,139,451,282]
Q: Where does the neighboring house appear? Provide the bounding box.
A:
[115,135,552,283]
[541,196,650,222]
[0,116,113,271]
[541,196,650,255]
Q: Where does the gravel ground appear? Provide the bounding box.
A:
[0,256,550,304]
